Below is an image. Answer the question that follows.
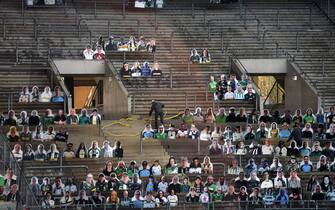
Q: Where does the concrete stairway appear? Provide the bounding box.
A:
[22,118,170,181]
[0,65,65,113]
[243,0,335,108]
[0,0,260,116]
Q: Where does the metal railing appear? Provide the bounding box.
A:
[229,53,261,110]
[262,80,285,109]
[1,17,37,40]
[261,29,333,52]
[206,18,260,41]
[105,60,129,97]
[25,165,89,175]
[313,0,335,24]
[77,18,141,38]
[239,3,329,104]
[24,199,335,210]
[48,58,72,113]
[0,133,42,210]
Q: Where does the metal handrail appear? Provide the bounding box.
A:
[241,3,328,100]
[263,81,278,107]
[240,3,315,31]
[296,30,333,51]
[22,200,333,210]
[243,3,334,57]
[48,58,72,112]
[206,18,261,41]
[228,53,261,111]
[0,133,42,209]
[77,18,141,38]
[313,0,335,25]
[262,29,333,52]
[25,165,89,175]
[262,81,285,108]
[230,53,261,95]
[1,17,38,40]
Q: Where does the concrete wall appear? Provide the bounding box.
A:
[54,60,105,75]
[103,62,130,119]
[235,58,319,112]
[239,59,287,74]
[285,63,319,112]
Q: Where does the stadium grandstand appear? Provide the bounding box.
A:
[1,0,335,209]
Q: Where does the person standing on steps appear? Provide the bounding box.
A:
[149,100,165,129]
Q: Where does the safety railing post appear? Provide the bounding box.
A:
[170,32,174,52]
[77,19,81,38]
[94,0,97,17]
[75,8,78,26]
[225,43,228,61]
[170,70,173,89]
[276,82,279,104]
[203,10,207,27]
[59,153,63,173]
[208,21,211,41]
[34,18,37,41]
[133,95,136,114]
[89,30,92,47]
[239,1,243,20]
[154,0,157,31]
[47,41,50,60]
[187,62,190,75]
[296,31,299,51]
[322,56,325,77]
[3,142,6,172]
[205,86,208,101]
[7,93,10,111]
[275,42,279,57]
[276,9,280,29]
[262,30,267,50]
[309,7,313,28]
[197,137,200,154]
[328,0,330,16]
[194,95,196,110]
[21,0,24,16]
[256,19,260,40]
[185,92,188,108]
[15,41,19,64]
[221,31,224,52]
[140,134,143,153]
[329,31,332,51]
[137,20,140,38]
[122,0,126,18]
[2,19,5,40]
[191,0,195,18]
[107,20,110,38]
[243,7,247,29]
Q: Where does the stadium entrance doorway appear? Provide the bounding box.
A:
[253,75,285,111]
[72,77,103,110]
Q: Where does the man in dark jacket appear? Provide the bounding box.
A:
[289,123,302,146]
[149,100,164,129]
